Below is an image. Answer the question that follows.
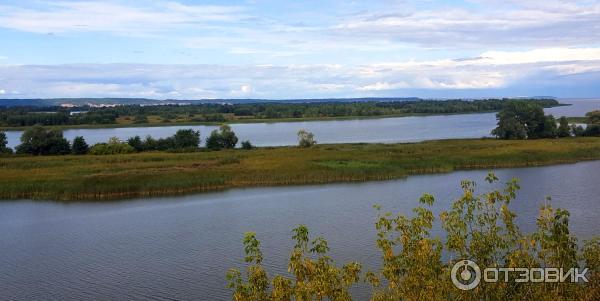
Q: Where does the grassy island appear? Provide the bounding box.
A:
[1,137,599,201]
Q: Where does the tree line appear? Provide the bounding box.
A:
[0,99,560,127]
[0,126,319,156]
[492,101,600,139]
[0,125,250,156]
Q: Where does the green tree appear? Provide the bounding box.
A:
[492,101,557,139]
[206,131,222,150]
[0,131,12,154]
[491,115,527,139]
[297,129,316,148]
[220,125,238,149]
[206,125,238,150]
[172,129,201,149]
[142,135,158,151]
[538,115,558,138]
[16,125,70,155]
[71,136,89,155]
[127,135,144,152]
[557,116,571,137]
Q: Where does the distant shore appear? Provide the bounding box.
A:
[1,137,599,201]
[0,109,566,131]
[0,99,568,131]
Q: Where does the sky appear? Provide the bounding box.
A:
[1,0,600,99]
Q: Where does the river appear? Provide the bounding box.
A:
[4,99,599,149]
[1,161,599,300]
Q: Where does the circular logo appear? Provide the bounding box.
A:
[451,260,481,290]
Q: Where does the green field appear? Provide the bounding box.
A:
[1,137,599,201]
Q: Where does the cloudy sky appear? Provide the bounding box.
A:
[1,0,600,99]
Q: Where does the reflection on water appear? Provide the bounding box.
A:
[1,161,600,300]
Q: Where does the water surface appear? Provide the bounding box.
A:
[1,161,599,300]
[5,99,598,149]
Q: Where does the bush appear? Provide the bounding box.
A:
[126,130,200,152]
[71,136,89,155]
[241,140,253,150]
[297,129,316,148]
[89,137,135,155]
[15,125,70,155]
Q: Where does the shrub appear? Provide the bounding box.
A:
[89,137,135,155]
[297,129,316,148]
[241,140,253,150]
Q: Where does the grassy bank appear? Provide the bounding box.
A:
[1,137,599,201]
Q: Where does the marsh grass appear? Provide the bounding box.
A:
[1,137,600,201]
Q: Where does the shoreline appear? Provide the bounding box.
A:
[1,137,599,202]
[0,111,500,131]
[0,102,571,131]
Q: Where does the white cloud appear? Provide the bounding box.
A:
[1,0,599,61]
[480,48,600,64]
[1,47,600,99]
[332,1,600,47]
[0,89,5,95]
[357,82,409,91]
[0,1,245,35]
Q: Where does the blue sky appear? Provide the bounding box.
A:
[1,0,600,99]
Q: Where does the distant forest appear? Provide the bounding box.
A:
[0,98,560,127]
